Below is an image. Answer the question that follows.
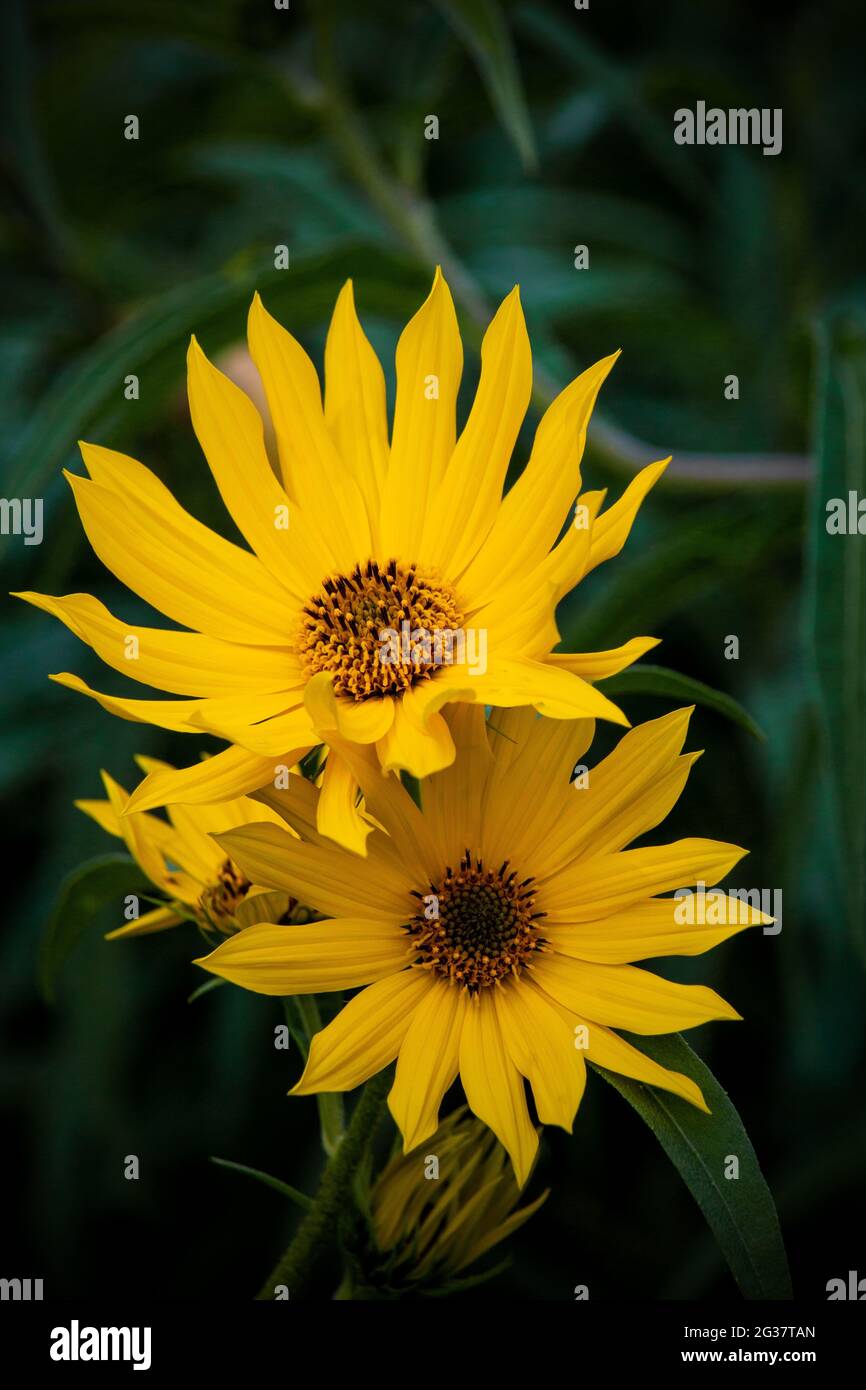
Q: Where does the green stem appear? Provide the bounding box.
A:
[255,1071,389,1300]
[295,996,345,1156]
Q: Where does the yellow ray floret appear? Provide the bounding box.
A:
[76,757,297,938]
[194,707,771,1185]
[16,270,667,850]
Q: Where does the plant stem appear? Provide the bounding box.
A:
[295,995,345,1156]
[255,1071,389,1300]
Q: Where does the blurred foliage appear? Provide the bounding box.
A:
[1,0,864,1299]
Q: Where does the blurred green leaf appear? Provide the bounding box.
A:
[598,664,766,740]
[210,1156,314,1212]
[593,1033,792,1299]
[7,246,426,498]
[39,853,148,1003]
[434,0,537,170]
[807,300,866,960]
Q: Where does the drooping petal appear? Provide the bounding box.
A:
[316,750,375,855]
[304,671,394,745]
[376,695,456,778]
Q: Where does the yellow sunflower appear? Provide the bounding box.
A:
[364,1107,547,1294]
[194,706,770,1185]
[77,756,301,939]
[15,270,666,853]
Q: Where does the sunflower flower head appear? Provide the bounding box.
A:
[17,270,668,853]
[77,756,309,940]
[345,1107,546,1297]
[195,705,772,1185]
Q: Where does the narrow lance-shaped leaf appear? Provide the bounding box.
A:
[435,0,537,170]
[598,664,766,741]
[806,301,866,961]
[591,1032,792,1300]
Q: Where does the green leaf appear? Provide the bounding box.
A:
[187,977,227,1005]
[807,301,866,961]
[598,664,766,741]
[434,0,537,170]
[592,1033,792,1299]
[39,853,148,1003]
[210,1157,313,1213]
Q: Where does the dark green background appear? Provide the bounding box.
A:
[1,0,864,1299]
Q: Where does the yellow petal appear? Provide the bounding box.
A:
[482,710,595,869]
[195,919,411,995]
[125,745,282,814]
[495,976,586,1131]
[532,707,696,877]
[16,590,296,697]
[468,657,630,724]
[459,993,539,1187]
[379,268,462,557]
[376,697,456,778]
[420,285,531,576]
[186,336,316,599]
[389,978,467,1151]
[214,821,413,918]
[50,672,205,733]
[292,969,431,1093]
[422,704,494,868]
[316,750,375,855]
[549,894,766,964]
[530,954,741,1033]
[584,458,669,575]
[105,906,182,941]
[547,636,661,682]
[539,837,748,921]
[247,292,370,568]
[75,796,122,838]
[576,1017,709,1112]
[304,671,394,744]
[460,352,619,601]
[71,450,291,644]
[324,279,389,534]
[98,771,172,890]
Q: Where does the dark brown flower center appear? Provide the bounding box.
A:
[298,559,464,701]
[199,858,250,926]
[407,852,546,991]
